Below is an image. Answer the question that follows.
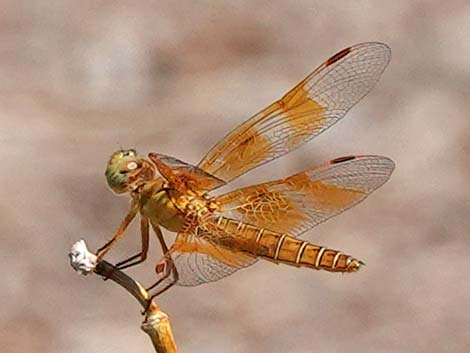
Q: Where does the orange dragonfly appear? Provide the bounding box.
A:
[97,42,394,301]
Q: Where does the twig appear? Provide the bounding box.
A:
[68,240,177,353]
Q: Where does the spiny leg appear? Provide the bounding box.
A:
[142,255,179,314]
[146,254,179,292]
[151,221,170,253]
[115,216,150,270]
[143,223,179,311]
[147,222,178,289]
[96,200,139,259]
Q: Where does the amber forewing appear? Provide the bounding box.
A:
[197,88,326,184]
[198,42,391,185]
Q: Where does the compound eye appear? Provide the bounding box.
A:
[124,149,137,157]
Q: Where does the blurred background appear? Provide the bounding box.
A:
[1,1,469,352]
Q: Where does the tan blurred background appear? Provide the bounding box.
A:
[1,1,469,352]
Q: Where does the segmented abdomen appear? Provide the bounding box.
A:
[215,216,362,273]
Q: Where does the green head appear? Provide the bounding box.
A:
[105,149,155,194]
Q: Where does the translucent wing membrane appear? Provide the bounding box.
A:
[148,152,226,193]
[217,155,395,237]
[198,42,391,185]
[169,228,257,286]
[150,43,393,287]
[166,156,394,286]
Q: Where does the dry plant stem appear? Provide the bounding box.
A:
[94,260,177,353]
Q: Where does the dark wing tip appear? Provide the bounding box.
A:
[326,42,392,68]
[331,155,356,164]
[326,46,352,66]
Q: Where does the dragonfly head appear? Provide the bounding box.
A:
[105,149,155,194]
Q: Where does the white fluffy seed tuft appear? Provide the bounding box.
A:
[68,240,97,275]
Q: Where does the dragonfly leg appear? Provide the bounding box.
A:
[150,222,170,253]
[96,201,139,259]
[142,222,179,312]
[145,223,179,292]
[143,255,179,314]
[115,217,150,270]
[146,254,179,292]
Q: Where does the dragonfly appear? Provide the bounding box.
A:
[96,42,394,302]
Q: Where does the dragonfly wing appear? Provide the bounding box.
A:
[148,152,226,193]
[198,42,391,185]
[217,155,395,237]
[169,229,258,286]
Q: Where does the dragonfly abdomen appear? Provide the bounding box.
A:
[215,216,363,273]
[256,230,362,273]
